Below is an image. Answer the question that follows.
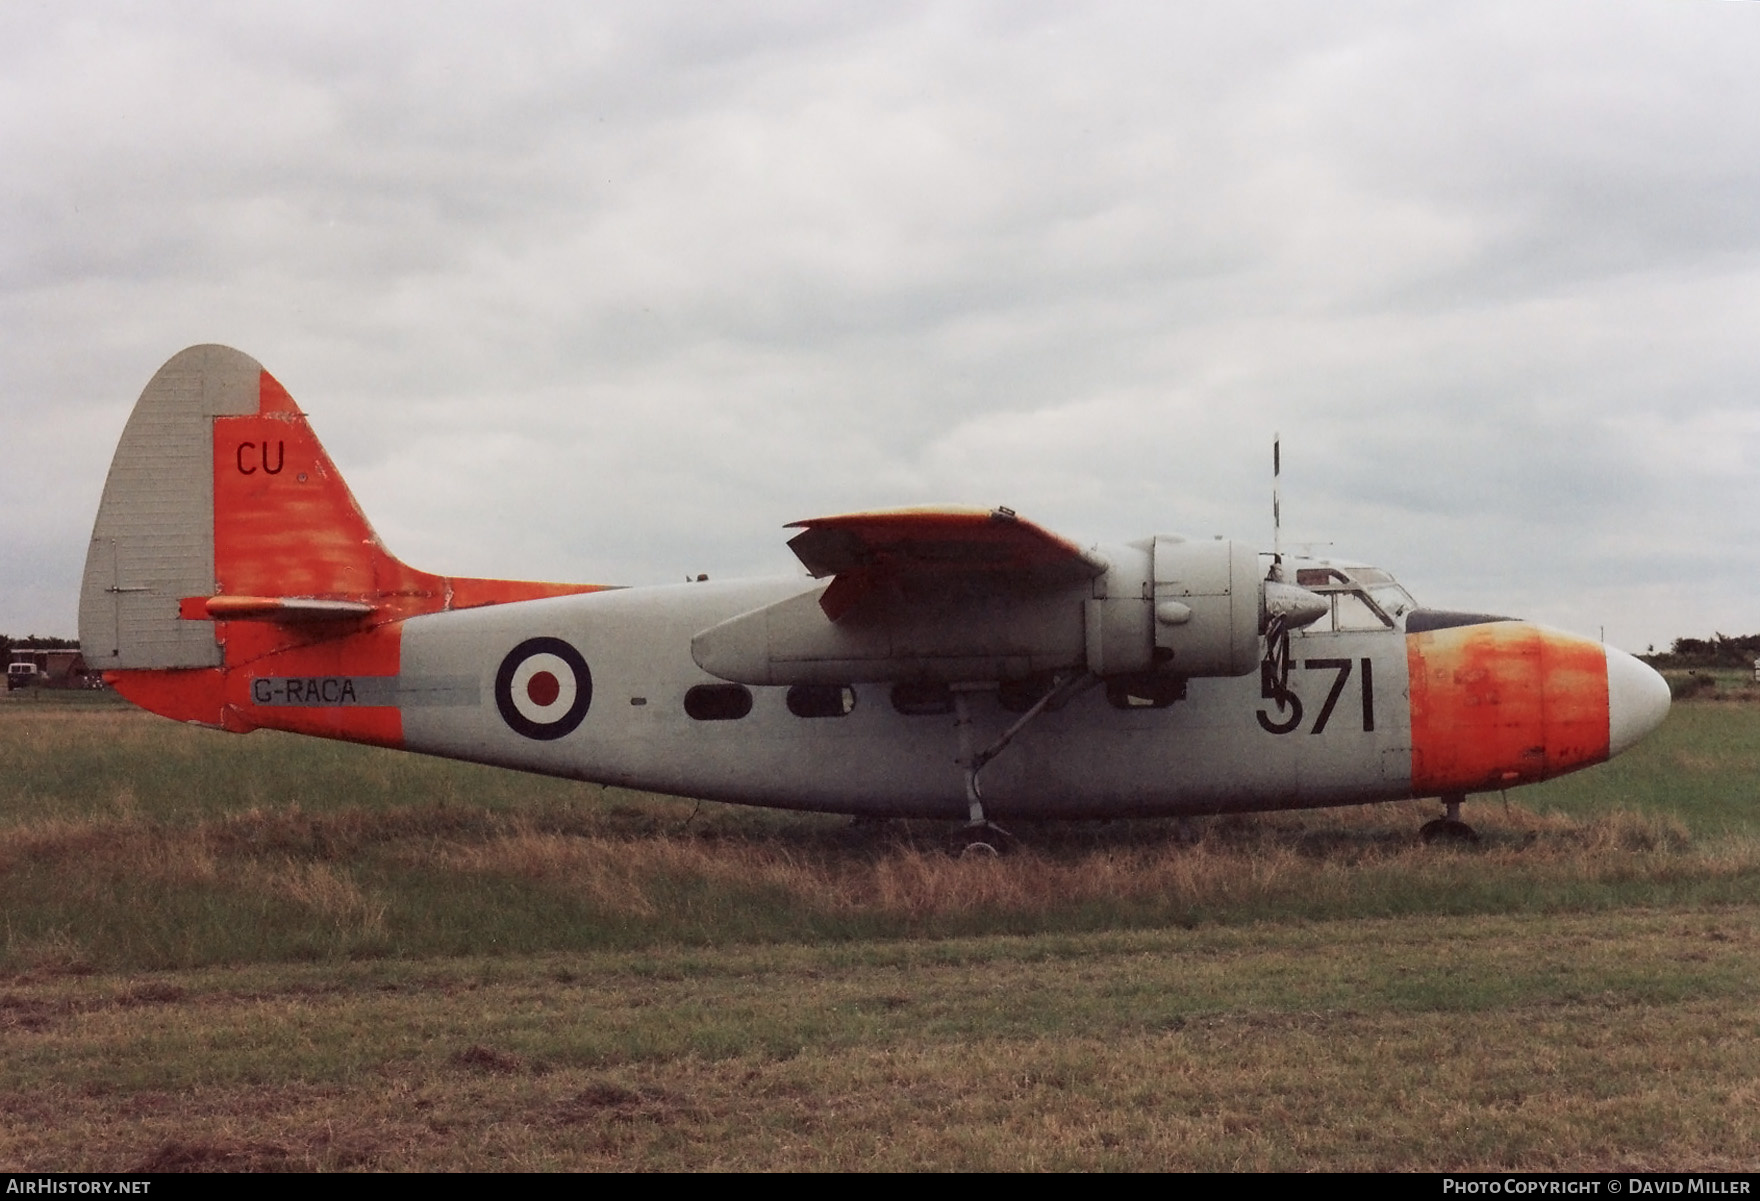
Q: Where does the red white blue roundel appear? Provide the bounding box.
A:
[495,637,592,741]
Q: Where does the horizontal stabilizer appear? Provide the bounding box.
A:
[179,596,377,623]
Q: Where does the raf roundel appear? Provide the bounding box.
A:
[495,637,592,740]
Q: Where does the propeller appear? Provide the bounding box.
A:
[1260,434,1328,700]
[1271,432,1283,581]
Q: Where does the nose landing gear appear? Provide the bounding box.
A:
[1419,792,1480,844]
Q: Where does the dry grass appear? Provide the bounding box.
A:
[423,802,1706,915]
[2,795,1752,975]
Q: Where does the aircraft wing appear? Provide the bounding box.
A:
[785,507,1107,620]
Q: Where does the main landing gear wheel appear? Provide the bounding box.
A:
[1420,793,1479,844]
[950,822,1016,858]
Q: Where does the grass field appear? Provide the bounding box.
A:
[1,689,1757,1170]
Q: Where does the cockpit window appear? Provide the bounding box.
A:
[1368,584,1416,620]
[1290,562,1417,632]
[1333,591,1389,631]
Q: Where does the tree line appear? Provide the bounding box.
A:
[1643,634,1760,669]
[1,634,81,660]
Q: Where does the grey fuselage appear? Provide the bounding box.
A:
[396,577,1411,820]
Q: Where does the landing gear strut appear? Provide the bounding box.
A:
[1419,792,1479,844]
[949,673,1100,856]
[951,687,1015,856]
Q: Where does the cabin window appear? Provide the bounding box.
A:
[1105,675,1185,710]
[890,681,954,716]
[684,684,753,721]
[787,684,857,718]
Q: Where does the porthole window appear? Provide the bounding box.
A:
[684,683,753,721]
[890,681,954,716]
[1105,675,1185,710]
[787,684,857,718]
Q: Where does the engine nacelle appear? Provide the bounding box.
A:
[1083,536,1262,679]
[1149,535,1263,677]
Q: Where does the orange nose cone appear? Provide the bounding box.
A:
[1408,621,1611,795]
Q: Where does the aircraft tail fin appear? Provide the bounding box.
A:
[80,345,600,677]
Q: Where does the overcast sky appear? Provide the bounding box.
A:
[5,1,1757,652]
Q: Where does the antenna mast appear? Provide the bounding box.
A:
[1271,433,1284,580]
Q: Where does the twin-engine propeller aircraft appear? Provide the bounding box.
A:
[80,346,1671,850]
